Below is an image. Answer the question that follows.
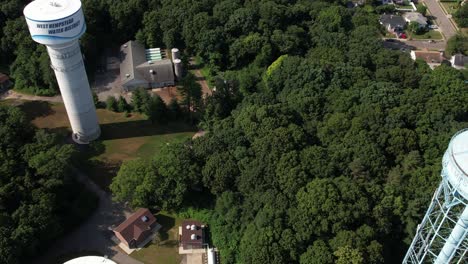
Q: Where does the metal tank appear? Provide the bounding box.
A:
[173,58,183,81]
[24,0,100,144]
[171,48,180,60]
[403,129,468,263]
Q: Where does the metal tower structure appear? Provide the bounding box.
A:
[403,129,468,264]
[24,0,100,143]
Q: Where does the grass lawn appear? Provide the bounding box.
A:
[131,212,183,264]
[2,100,196,190]
[441,2,459,15]
[409,30,443,40]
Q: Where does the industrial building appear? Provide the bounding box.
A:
[120,40,179,90]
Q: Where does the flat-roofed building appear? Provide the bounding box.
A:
[180,220,206,250]
[120,41,175,90]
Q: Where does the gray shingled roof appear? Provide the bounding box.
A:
[120,41,174,87]
[452,54,468,67]
[379,14,406,29]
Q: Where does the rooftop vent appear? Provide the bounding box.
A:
[186,225,191,230]
[191,234,197,240]
[149,69,155,74]
[191,224,197,231]
[125,73,130,78]
[148,60,153,64]
[141,216,149,222]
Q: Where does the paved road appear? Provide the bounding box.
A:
[34,168,143,264]
[423,0,457,40]
[405,40,446,50]
[383,39,446,51]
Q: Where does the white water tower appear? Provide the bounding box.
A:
[404,129,468,263]
[24,0,100,143]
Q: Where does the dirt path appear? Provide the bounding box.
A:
[189,58,212,98]
[0,90,63,103]
[34,168,143,264]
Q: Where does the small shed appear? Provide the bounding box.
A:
[180,220,206,250]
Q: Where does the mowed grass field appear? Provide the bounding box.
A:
[4,100,196,190]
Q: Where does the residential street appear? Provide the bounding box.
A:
[383,39,446,51]
[423,0,457,40]
[34,168,143,264]
[405,40,446,50]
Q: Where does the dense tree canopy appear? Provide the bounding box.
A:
[0,105,97,263]
[2,0,468,263]
[107,1,468,263]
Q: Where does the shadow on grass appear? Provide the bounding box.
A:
[18,101,55,121]
[82,158,122,192]
[99,120,196,140]
[156,214,176,243]
[159,240,179,247]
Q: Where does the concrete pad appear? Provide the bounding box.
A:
[186,253,203,264]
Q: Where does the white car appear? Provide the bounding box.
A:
[429,25,438,29]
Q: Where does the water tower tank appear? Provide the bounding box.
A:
[404,129,468,263]
[23,0,100,144]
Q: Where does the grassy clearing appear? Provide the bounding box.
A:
[410,30,443,40]
[131,212,183,264]
[2,100,196,190]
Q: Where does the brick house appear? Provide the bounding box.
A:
[113,208,157,249]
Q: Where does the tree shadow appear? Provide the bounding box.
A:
[156,214,176,243]
[18,101,55,121]
[99,120,196,140]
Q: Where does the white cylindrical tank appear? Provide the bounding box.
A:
[207,248,216,264]
[173,59,183,81]
[24,0,100,144]
[434,130,468,264]
[171,48,180,61]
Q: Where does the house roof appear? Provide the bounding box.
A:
[120,40,174,86]
[452,54,468,67]
[403,12,427,25]
[114,208,156,244]
[0,73,9,83]
[181,220,205,248]
[412,50,444,63]
[379,14,406,29]
[136,59,174,84]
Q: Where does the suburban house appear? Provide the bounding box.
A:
[180,220,206,250]
[410,50,445,69]
[379,14,406,33]
[0,73,12,91]
[450,54,468,70]
[403,12,428,28]
[113,208,158,250]
[120,40,175,91]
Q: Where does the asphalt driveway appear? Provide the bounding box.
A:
[34,168,143,264]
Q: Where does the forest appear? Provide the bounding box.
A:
[0,105,98,263]
[1,0,468,263]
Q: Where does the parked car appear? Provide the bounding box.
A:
[429,25,438,29]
